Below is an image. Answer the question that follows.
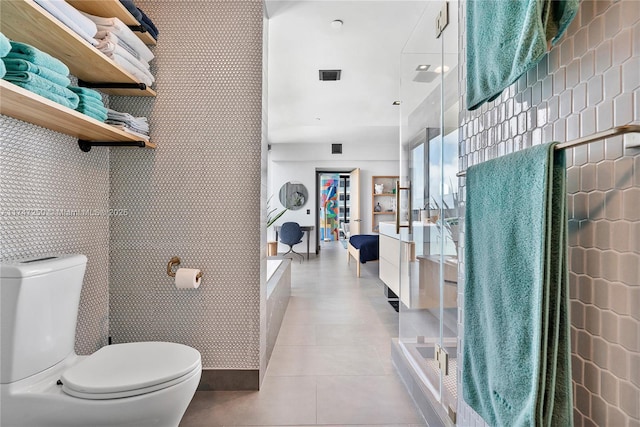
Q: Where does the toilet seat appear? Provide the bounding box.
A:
[60,342,201,400]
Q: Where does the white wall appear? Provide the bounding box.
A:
[268,141,399,252]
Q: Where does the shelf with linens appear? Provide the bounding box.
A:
[1,0,156,97]
[66,0,156,46]
[0,80,156,149]
[371,175,399,232]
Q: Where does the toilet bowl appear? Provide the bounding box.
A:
[0,255,201,427]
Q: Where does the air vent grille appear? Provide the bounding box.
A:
[319,70,341,81]
[331,144,342,154]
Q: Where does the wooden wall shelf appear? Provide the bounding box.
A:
[371,175,399,232]
[0,80,155,149]
[1,0,156,97]
[66,0,157,45]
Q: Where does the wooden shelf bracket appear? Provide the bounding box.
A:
[78,139,147,152]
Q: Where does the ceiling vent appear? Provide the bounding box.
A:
[331,143,342,154]
[319,70,341,81]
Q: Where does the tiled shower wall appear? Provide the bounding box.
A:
[0,115,110,356]
[457,1,639,426]
[108,1,264,371]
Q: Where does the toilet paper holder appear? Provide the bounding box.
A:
[167,256,203,279]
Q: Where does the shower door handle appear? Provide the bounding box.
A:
[395,181,412,235]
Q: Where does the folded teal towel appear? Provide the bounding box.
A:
[466,0,578,110]
[76,100,107,120]
[68,85,103,102]
[2,58,70,87]
[0,32,10,57]
[6,41,69,76]
[463,142,571,427]
[3,71,79,109]
[78,98,106,110]
[76,105,108,122]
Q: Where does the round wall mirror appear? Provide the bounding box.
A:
[279,182,308,210]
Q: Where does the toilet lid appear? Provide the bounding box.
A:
[61,342,201,399]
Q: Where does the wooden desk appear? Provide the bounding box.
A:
[274,225,315,260]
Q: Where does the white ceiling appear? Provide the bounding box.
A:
[265,1,430,146]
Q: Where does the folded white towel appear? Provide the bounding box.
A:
[33,0,98,46]
[113,51,154,83]
[95,31,140,61]
[110,53,153,86]
[80,12,154,63]
[108,125,150,140]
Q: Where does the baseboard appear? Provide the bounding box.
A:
[197,369,260,391]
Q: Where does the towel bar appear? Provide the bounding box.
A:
[456,124,640,177]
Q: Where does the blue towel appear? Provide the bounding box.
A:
[6,41,69,76]
[119,0,143,21]
[3,71,79,109]
[463,143,571,426]
[138,8,158,39]
[2,58,70,87]
[68,85,103,102]
[0,61,5,79]
[466,0,578,110]
[0,32,11,57]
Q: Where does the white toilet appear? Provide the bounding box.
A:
[0,254,201,427]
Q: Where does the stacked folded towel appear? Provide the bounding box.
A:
[2,41,79,109]
[32,0,98,46]
[119,0,159,40]
[93,30,154,86]
[81,12,155,87]
[137,9,158,40]
[68,86,108,122]
[0,33,11,78]
[106,109,149,140]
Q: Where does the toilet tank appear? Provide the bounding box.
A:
[0,254,87,384]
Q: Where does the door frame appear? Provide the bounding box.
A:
[315,169,356,253]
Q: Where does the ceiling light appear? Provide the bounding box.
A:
[416,64,430,71]
[433,65,450,73]
[331,19,343,29]
[392,101,401,106]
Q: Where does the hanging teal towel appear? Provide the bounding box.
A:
[466,0,578,110]
[2,58,71,87]
[6,41,69,76]
[462,143,572,427]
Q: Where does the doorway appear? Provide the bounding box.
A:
[314,169,360,253]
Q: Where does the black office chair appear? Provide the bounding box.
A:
[279,222,305,262]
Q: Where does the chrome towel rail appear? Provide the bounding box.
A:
[456,124,640,177]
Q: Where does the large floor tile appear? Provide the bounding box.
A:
[316,375,425,425]
[179,376,317,426]
[266,344,387,376]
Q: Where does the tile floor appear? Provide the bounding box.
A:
[180,241,427,427]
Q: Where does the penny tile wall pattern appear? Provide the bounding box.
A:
[108,1,264,369]
[0,113,110,355]
[457,1,639,426]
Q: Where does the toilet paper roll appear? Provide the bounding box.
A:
[175,268,201,289]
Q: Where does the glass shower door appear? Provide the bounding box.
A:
[397,1,459,421]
